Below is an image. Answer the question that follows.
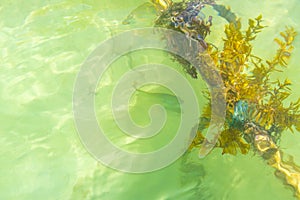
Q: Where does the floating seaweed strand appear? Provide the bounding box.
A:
[150,0,300,198]
[156,0,228,157]
[153,0,239,79]
[154,0,214,78]
[118,0,300,197]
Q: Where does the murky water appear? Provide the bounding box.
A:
[1,0,300,199]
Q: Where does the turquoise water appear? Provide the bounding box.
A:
[1,0,300,199]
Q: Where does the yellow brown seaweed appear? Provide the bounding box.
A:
[150,0,300,197]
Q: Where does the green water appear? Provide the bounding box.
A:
[1,0,300,199]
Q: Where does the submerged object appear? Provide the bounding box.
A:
[232,100,249,124]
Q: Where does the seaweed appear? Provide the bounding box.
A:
[150,0,300,197]
[187,17,299,155]
[154,0,214,79]
[152,0,300,156]
[192,15,300,197]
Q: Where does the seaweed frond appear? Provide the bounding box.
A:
[194,17,298,155]
[218,128,250,155]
